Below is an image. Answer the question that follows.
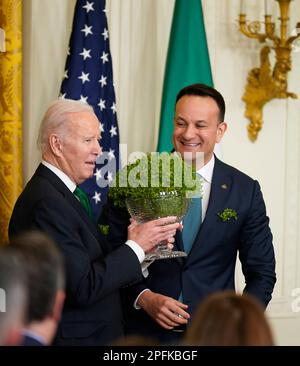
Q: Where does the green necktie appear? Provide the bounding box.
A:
[74,187,93,220]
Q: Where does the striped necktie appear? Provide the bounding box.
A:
[74,187,93,220]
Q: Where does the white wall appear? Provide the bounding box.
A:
[202,0,300,346]
[23,0,300,345]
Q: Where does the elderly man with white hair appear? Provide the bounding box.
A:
[9,98,180,345]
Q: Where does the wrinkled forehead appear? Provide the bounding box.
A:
[67,111,99,124]
[66,112,100,133]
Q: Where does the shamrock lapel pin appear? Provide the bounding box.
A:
[99,224,110,235]
[217,208,238,222]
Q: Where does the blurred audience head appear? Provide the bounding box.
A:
[184,291,274,346]
[0,250,27,345]
[8,230,65,345]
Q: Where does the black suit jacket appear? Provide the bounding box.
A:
[9,164,143,345]
[106,157,277,341]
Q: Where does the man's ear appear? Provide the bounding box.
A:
[49,134,63,157]
[216,122,227,143]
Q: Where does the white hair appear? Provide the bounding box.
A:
[37,98,95,153]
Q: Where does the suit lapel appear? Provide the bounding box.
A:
[186,158,232,260]
[35,164,101,241]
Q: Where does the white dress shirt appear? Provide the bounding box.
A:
[197,155,215,221]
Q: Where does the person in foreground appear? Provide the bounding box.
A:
[121,83,276,343]
[0,250,27,346]
[9,98,180,345]
[183,291,274,346]
[7,231,65,346]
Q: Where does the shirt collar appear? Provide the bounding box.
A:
[22,329,47,345]
[197,155,215,184]
[42,160,76,193]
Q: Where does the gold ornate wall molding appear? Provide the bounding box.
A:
[239,0,300,142]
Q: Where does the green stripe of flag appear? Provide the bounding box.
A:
[157,0,213,152]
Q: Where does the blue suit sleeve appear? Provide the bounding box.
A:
[239,181,276,307]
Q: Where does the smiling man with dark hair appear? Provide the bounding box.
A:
[120,83,276,343]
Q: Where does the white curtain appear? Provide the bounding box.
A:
[23,0,174,180]
[106,0,174,156]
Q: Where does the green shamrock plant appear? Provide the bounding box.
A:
[217,208,238,222]
[108,152,202,208]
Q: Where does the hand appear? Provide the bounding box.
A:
[128,216,180,253]
[146,236,175,253]
[137,290,190,330]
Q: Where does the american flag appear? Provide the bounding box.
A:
[60,0,120,220]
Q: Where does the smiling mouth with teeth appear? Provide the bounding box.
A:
[182,142,200,147]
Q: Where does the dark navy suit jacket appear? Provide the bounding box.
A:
[105,157,276,341]
[9,164,143,345]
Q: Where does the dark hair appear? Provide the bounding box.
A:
[184,291,274,346]
[176,83,226,122]
[7,231,65,324]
